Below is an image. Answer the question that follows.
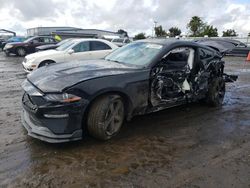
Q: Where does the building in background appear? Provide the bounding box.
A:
[27,27,75,36]
[27,27,124,40]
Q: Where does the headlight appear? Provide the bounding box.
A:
[26,56,36,63]
[22,80,43,96]
[44,93,81,103]
[5,44,13,49]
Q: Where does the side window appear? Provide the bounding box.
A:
[38,37,45,43]
[90,41,111,51]
[72,42,90,53]
[162,47,195,69]
[43,38,51,43]
[32,39,39,43]
[199,48,213,60]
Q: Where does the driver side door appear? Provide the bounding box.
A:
[28,38,44,53]
[150,46,196,107]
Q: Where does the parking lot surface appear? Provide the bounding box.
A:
[0,52,249,188]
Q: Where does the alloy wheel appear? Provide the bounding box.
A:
[17,48,25,56]
[104,99,124,136]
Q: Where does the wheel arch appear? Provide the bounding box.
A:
[38,59,56,67]
[82,90,134,129]
[15,46,27,54]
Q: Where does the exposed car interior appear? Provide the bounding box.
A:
[151,47,195,105]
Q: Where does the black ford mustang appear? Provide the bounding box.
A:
[21,39,237,143]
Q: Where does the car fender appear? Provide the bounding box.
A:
[88,88,134,120]
[37,53,65,65]
[67,71,150,119]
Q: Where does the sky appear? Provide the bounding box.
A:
[0,0,249,37]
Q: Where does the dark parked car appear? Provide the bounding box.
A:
[35,38,72,52]
[21,39,237,143]
[195,38,250,57]
[227,42,250,57]
[4,36,58,56]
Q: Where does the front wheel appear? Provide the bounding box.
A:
[16,47,26,56]
[207,77,225,107]
[87,95,125,140]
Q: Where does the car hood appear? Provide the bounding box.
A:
[7,42,25,45]
[27,59,140,93]
[25,49,63,59]
[196,39,236,53]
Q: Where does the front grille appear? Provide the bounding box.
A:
[22,92,38,112]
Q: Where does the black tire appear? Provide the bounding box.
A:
[38,60,55,68]
[16,47,26,56]
[87,95,125,140]
[207,77,225,107]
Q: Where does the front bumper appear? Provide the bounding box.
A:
[22,61,35,73]
[3,47,15,54]
[21,92,89,143]
[22,109,83,143]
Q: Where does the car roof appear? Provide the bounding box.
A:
[136,39,214,51]
[70,38,109,43]
[195,38,244,46]
[138,38,234,54]
[137,38,200,46]
[30,36,54,39]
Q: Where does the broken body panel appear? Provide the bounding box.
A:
[149,43,237,110]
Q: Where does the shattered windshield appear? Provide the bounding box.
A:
[105,42,163,67]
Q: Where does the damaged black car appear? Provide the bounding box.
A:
[21,39,237,143]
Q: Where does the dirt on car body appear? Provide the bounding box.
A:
[0,53,249,187]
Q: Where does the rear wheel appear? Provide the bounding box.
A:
[16,47,26,56]
[207,77,225,107]
[38,60,55,68]
[87,95,125,140]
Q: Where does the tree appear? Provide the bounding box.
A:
[168,27,181,37]
[222,29,237,37]
[134,33,146,40]
[202,25,218,37]
[187,16,205,37]
[117,29,128,37]
[154,25,167,37]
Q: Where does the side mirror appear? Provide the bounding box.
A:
[68,49,74,54]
